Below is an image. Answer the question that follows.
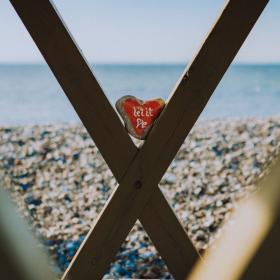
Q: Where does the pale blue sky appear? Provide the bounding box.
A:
[1,0,279,64]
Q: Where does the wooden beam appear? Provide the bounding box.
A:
[62,0,268,278]
[187,154,280,280]
[9,0,136,179]
[242,217,280,280]
[141,190,200,277]
[242,158,280,280]
[139,0,269,184]
[10,0,198,278]
[10,0,269,279]
[0,189,55,280]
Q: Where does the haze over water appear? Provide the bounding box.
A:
[0,64,279,125]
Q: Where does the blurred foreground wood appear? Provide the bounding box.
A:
[188,154,280,280]
[0,189,55,280]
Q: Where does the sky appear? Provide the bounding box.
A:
[0,0,280,64]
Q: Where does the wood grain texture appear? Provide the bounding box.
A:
[10,0,198,279]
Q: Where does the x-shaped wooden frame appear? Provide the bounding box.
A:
[10,0,268,279]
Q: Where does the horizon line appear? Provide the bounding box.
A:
[0,61,280,66]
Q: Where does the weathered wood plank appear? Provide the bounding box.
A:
[10,0,137,180]
[187,154,280,280]
[139,0,269,183]
[62,0,268,278]
[10,0,198,278]
[141,190,201,278]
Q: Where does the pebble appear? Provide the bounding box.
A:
[0,117,279,279]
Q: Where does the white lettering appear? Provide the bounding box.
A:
[133,106,153,117]
[136,118,147,129]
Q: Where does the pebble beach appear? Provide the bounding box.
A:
[1,117,280,279]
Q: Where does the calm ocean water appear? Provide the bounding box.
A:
[0,64,279,125]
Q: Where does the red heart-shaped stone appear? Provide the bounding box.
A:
[116,95,165,140]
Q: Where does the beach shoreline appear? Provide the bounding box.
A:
[0,117,279,279]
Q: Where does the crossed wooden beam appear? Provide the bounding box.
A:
[10,0,268,279]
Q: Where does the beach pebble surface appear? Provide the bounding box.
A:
[0,117,279,279]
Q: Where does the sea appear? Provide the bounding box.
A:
[0,64,279,125]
